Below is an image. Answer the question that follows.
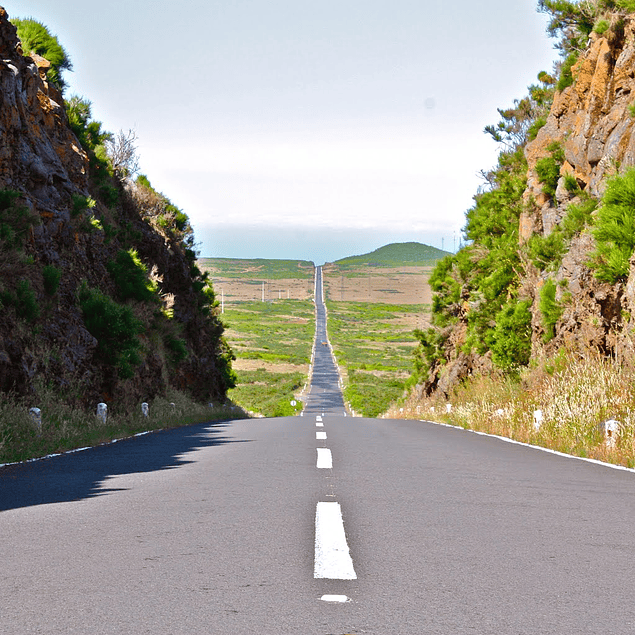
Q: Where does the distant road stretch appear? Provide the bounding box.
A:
[302,264,347,416]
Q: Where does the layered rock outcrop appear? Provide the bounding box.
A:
[0,8,233,408]
[521,19,635,356]
[423,13,635,397]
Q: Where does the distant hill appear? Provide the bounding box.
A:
[333,242,450,267]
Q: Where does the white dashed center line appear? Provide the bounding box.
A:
[316,448,332,468]
[314,502,357,580]
[321,594,350,603]
[316,431,327,440]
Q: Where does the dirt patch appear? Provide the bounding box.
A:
[232,358,310,374]
[322,265,433,304]
[205,277,314,303]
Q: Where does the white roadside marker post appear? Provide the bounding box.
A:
[29,407,42,433]
[141,402,149,418]
[599,419,621,448]
[97,403,107,424]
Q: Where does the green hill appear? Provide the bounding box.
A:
[334,242,450,267]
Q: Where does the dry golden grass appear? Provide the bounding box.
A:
[387,351,635,468]
[323,265,433,305]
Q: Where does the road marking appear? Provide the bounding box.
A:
[320,595,349,603]
[316,415,323,422]
[316,431,327,440]
[314,502,357,580]
[316,421,324,427]
[423,420,635,474]
[317,448,332,468]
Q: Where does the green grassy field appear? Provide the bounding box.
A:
[200,258,314,280]
[201,246,439,419]
[222,299,315,417]
[325,300,428,417]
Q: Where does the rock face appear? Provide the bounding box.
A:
[425,15,635,396]
[520,21,635,357]
[0,8,233,408]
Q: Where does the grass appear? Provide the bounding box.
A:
[199,258,314,280]
[325,300,428,417]
[389,348,635,469]
[223,299,315,417]
[0,387,246,465]
[228,369,306,417]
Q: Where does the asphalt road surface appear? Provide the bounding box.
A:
[303,265,347,416]
[3,269,635,633]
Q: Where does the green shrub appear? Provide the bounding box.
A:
[70,194,96,218]
[42,265,61,296]
[557,53,579,92]
[488,300,532,369]
[535,142,565,199]
[1,279,40,322]
[594,19,610,34]
[14,19,72,92]
[164,333,188,364]
[0,189,37,249]
[99,184,119,208]
[563,173,579,194]
[78,283,143,378]
[107,249,157,303]
[527,116,547,141]
[562,197,597,239]
[65,96,112,153]
[136,174,152,189]
[539,278,563,342]
[413,327,444,377]
[591,168,635,283]
[527,230,566,271]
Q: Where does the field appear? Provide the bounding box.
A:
[322,264,433,305]
[201,258,316,417]
[199,258,314,302]
[201,246,436,418]
[323,262,431,417]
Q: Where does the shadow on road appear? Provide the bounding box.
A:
[0,420,249,512]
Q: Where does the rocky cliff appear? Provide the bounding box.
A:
[521,20,635,354]
[418,8,635,396]
[0,8,234,409]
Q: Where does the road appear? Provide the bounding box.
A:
[303,265,347,416]
[3,269,635,633]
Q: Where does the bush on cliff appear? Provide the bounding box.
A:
[13,18,72,92]
[78,284,143,380]
[591,167,635,283]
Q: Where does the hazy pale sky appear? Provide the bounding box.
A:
[4,1,559,264]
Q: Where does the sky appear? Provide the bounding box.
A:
[3,1,560,264]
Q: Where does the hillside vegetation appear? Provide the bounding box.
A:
[400,0,635,467]
[334,242,449,267]
[0,11,235,461]
[323,247,439,417]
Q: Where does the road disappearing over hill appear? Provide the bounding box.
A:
[302,265,347,416]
